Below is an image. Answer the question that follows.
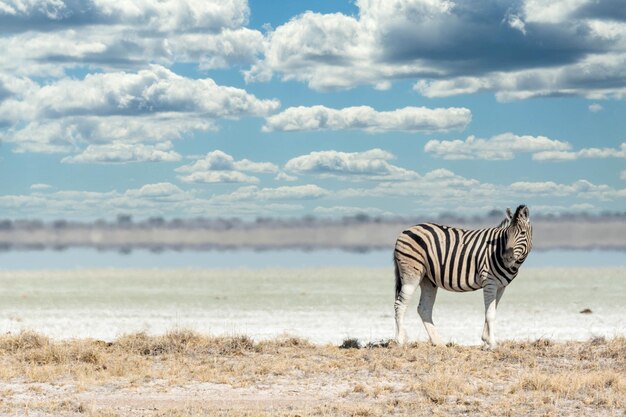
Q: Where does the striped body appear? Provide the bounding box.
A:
[395,222,519,293]
[393,205,533,348]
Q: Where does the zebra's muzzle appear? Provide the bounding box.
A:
[503,248,516,266]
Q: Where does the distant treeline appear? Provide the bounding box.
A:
[2,210,625,229]
[0,211,625,253]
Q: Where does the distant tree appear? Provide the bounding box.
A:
[117,214,133,225]
[147,217,165,227]
[487,209,501,217]
[354,213,370,223]
[53,219,68,229]
[170,218,184,228]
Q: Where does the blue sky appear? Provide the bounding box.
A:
[0,0,624,220]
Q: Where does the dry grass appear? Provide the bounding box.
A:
[0,331,624,416]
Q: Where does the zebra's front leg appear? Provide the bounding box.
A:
[481,285,505,347]
[482,282,503,350]
[418,280,444,346]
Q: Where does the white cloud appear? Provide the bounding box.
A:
[313,206,393,217]
[172,28,265,70]
[61,142,182,164]
[248,0,626,100]
[621,170,626,180]
[0,182,312,220]
[284,149,418,181]
[510,180,626,200]
[414,53,626,101]
[244,10,374,90]
[30,183,51,190]
[509,181,572,196]
[175,150,278,184]
[2,116,215,154]
[274,172,298,182]
[234,159,279,174]
[521,0,589,24]
[532,143,626,161]
[338,168,486,201]
[176,150,242,173]
[0,182,192,219]
[178,171,260,184]
[0,0,263,76]
[588,103,603,112]
[211,184,329,202]
[330,165,625,213]
[424,133,571,160]
[0,66,280,159]
[0,65,279,122]
[125,182,190,202]
[506,14,527,35]
[1,174,624,220]
[0,0,250,32]
[335,169,494,210]
[424,135,623,163]
[263,105,471,133]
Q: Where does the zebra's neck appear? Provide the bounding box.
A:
[484,227,518,285]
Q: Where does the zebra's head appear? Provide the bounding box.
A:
[503,205,533,268]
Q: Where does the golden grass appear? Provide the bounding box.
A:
[0,331,624,416]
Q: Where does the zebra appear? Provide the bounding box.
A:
[393,205,532,349]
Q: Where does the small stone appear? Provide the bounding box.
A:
[580,308,592,314]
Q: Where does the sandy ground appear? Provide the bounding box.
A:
[0,331,624,417]
[2,378,352,415]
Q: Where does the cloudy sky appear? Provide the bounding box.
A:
[0,0,624,220]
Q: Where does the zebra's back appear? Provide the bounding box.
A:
[395,223,499,292]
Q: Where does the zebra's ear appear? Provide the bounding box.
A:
[515,205,529,222]
[505,208,513,220]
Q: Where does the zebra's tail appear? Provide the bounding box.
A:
[394,255,401,300]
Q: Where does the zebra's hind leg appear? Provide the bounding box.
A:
[394,265,421,345]
[417,279,444,346]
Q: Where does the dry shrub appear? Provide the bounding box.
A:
[603,336,626,360]
[353,383,366,393]
[314,403,376,417]
[114,329,256,356]
[339,338,361,349]
[111,332,156,355]
[257,335,314,353]
[515,370,625,403]
[0,331,50,353]
[413,373,474,404]
[115,330,200,355]
[530,338,553,349]
[0,331,103,366]
[214,334,256,355]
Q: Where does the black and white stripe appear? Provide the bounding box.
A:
[393,205,532,348]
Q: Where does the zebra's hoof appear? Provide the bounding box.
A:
[481,342,497,351]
